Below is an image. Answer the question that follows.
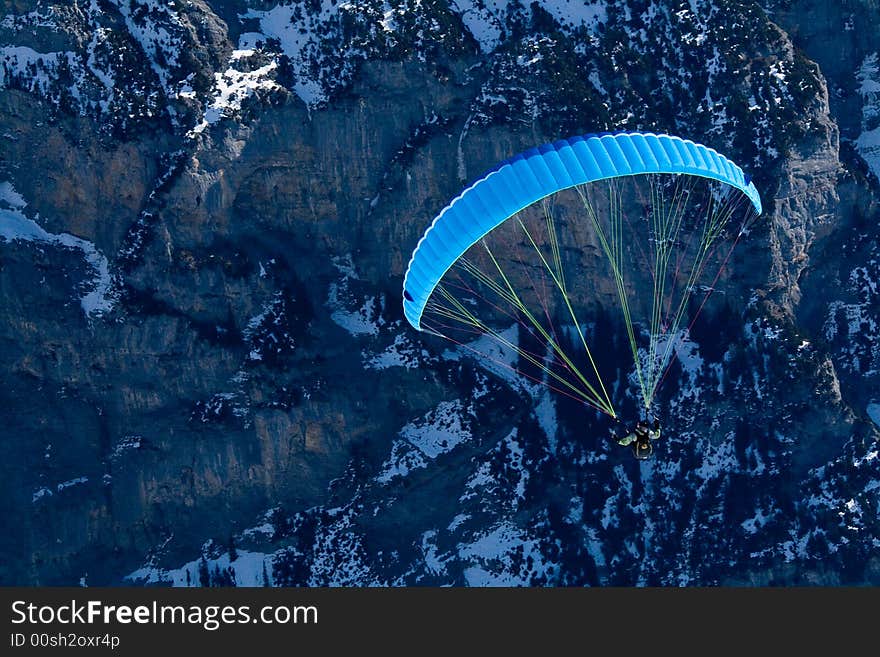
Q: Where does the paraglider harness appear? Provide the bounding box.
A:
[612,416,661,460]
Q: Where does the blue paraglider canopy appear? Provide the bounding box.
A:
[402,132,761,331]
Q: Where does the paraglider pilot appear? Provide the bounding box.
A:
[612,417,661,460]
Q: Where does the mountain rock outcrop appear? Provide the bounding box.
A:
[1,0,878,586]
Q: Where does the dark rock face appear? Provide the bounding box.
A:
[0,1,878,586]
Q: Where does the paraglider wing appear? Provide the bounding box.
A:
[402,132,761,331]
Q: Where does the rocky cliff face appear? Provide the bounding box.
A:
[1,0,878,586]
